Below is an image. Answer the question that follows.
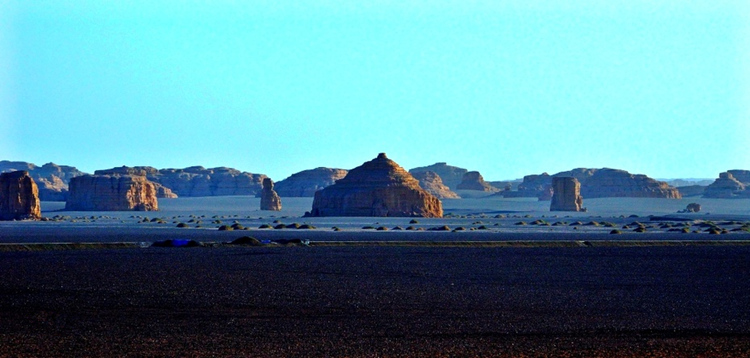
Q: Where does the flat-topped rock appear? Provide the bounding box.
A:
[0,161,86,201]
[412,171,460,199]
[274,167,348,197]
[66,175,158,211]
[703,171,750,198]
[96,166,267,197]
[550,177,583,212]
[0,171,41,220]
[456,171,498,192]
[260,178,282,211]
[409,162,468,190]
[308,153,442,217]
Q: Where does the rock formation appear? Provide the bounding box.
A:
[506,169,680,199]
[550,177,583,212]
[504,173,552,198]
[153,183,178,198]
[95,166,267,197]
[274,167,348,197]
[412,171,460,199]
[309,153,442,218]
[260,178,282,211]
[456,171,498,192]
[409,162,468,190]
[0,161,86,201]
[703,171,750,198]
[0,171,42,220]
[65,175,158,211]
[676,185,706,198]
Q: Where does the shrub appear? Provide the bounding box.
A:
[409,219,419,224]
[176,223,189,228]
[230,236,261,246]
[376,226,388,231]
[514,221,527,226]
[429,226,451,231]
[609,230,622,235]
[362,226,375,230]
[274,224,287,229]
[258,224,272,229]
[218,225,233,231]
[298,224,316,230]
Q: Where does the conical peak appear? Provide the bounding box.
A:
[377,153,387,159]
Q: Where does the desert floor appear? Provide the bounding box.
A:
[1,196,750,357]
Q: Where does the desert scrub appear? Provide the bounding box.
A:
[274,224,287,229]
[477,225,488,230]
[376,226,388,231]
[429,226,451,231]
[609,229,623,235]
[514,221,527,226]
[569,221,583,226]
[298,224,316,230]
[176,222,189,228]
[409,219,419,224]
[332,227,341,231]
[633,227,647,233]
[258,224,272,229]
[392,226,403,230]
[453,227,466,232]
[405,226,416,231]
[218,225,233,231]
[231,223,245,230]
[362,226,375,230]
[603,222,617,228]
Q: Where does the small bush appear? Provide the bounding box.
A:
[362,226,375,230]
[230,236,261,246]
[298,224,316,230]
[392,226,403,230]
[274,224,287,230]
[429,225,451,231]
[258,224,272,229]
[176,223,189,228]
[609,230,622,235]
[376,226,388,231]
[409,219,419,224]
[218,225,233,231]
[514,221,527,226]
[405,226,416,231]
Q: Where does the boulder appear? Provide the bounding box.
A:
[412,171,460,199]
[308,153,442,218]
[96,166,268,197]
[686,203,701,213]
[260,178,282,211]
[456,171,498,192]
[409,162,468,190]
[0,171,42,220]
[274,167,348,197]
[65,175,159,211]
[703,171,750,198]
[550,177,583,212]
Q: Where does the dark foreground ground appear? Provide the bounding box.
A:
[2,244,750,357]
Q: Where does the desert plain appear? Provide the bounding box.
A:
[2,196,750,357]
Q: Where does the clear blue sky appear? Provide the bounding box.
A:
[1,1,748,181]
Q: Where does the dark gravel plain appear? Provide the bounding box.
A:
[2,243,750,357]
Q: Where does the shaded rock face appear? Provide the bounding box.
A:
[260,178,282,211]
[0,161,86,201]
[504,173,551,198]
[508,169,680,199]
[96,166,267,197]
[274,167,348,197]
[703,171,750,198]
[412,171,460,199]
[677,185,706,198]
[409,162,468,190]
[456,171,498,192]
[0,171,42,220]
[309,153,442,218]
[66,175,158,211]
[550,177,583,212]
[686,203,701,213]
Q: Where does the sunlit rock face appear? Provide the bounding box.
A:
[309,153,443,218]
[550,177,583,212]
[412,171,460,199]
[260,178,282,211]
[456,171,498,192]
[409,162,468,190]
[66,175,158,211]
[0,171,42,220]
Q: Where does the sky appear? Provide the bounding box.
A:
[1,0,748,181]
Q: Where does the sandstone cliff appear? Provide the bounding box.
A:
[309,153,442,218]
[703,171,750,198]
[0,171,42,220]
[550,177,583,212]
[66,175,158,211]
[409,162,468,190]
[260,178,282,211]
[506,168,680,199]
[456,171,499,192]
[0,161,86,201]
[274,167,348,197]
[412,171,460,199]
[96,166,267,197]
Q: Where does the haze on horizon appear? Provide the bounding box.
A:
[1,1,748,182]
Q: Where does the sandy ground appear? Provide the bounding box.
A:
[2,196,750,357]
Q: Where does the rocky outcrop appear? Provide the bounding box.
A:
[274,167,348,197]
[66,175,158,211]
[550,177,583,212]
[0,171,41,220]
[95,166,267,197]
[153,183,178,198]
[409,163,468,190]
[506,169,680,199]
[412,171,460,199]
[0,161,86,201]
[703,171,750,198]
[309,153,442,218]
[456,171,498,192]
[260,178,282,211]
